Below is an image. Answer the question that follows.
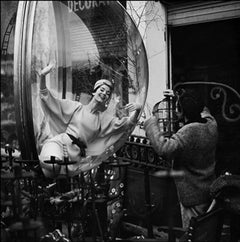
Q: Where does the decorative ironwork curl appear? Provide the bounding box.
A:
[211,86,240,122]
[174,81,240,123]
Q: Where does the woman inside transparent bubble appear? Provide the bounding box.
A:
[37,62,142,178]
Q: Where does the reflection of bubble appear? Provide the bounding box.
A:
[30,1,148,169]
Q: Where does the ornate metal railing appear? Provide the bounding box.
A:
[116,135,171,170]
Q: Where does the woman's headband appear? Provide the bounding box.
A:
[94,79,114,92]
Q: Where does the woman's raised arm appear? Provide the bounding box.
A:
[38,62,55,90]
[125,102,142,124]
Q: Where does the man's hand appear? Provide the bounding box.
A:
[163,89,175,97]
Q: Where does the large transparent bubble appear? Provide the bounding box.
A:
[30,1,148,175]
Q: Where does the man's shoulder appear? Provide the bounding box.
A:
[176,121,208,136]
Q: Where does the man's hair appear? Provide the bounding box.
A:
[177,87,205,122]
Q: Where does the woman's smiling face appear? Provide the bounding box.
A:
[93,84,111,104]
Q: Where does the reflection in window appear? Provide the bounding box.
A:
[1,3,18,152]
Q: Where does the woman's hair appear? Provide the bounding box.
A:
[93,79,114,92]
[176,87,205,122]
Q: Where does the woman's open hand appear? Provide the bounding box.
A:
[39,61,56,77]
[124,102,142,112]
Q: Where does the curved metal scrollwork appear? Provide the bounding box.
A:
[211,86,240,122]
[174,81,240,123]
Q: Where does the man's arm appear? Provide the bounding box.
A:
[144,116,183,160]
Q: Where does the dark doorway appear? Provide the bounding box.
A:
[171,18,240,175]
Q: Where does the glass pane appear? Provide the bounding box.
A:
[31,1,148,174]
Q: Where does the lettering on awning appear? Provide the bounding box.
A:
[67,1,110,13]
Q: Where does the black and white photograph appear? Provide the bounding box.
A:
[1,1,240,241]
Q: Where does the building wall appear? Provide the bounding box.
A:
[127,1,168,136]
[127,1,168,116]
[145,2,168,112]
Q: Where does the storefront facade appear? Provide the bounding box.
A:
[123,0,240,227]
[125,1,240,172]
